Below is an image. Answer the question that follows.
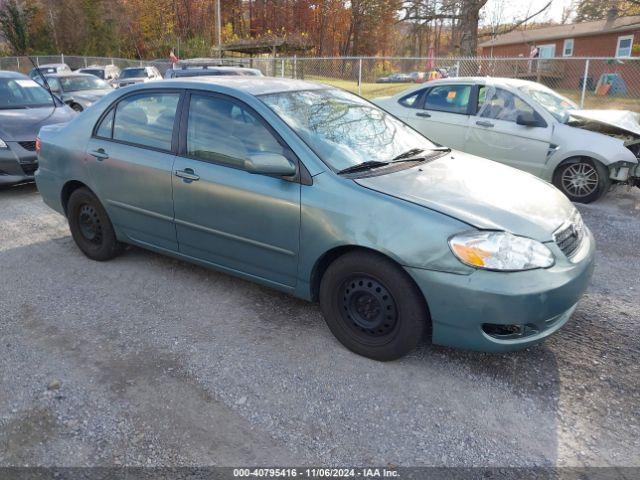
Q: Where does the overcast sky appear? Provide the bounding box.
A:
[481,0,575,26]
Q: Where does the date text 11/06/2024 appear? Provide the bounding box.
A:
[233,468,400,477]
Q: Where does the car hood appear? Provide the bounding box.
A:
[355,152,574,242]
[116,77,147,84]
[569,109,640,137]
[0,106,75,141]
[65,89,112,102]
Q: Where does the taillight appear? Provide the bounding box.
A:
[35,137,41,154]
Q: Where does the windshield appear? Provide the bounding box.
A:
[57,75,110,92]
[0,78,54,108]
[80,69,105,79]
[260,88,437,171]
[519,85,577,122]
[120,68,148,79]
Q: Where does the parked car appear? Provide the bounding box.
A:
[35,77,594,360]
[28,63,72,79]
[0,70,75,186]
[376,73,413,84]
[77,65,121,85]
[164,65,263,79]
[114,66,162,88]
[35,72,114,112]
[374,77,640,202]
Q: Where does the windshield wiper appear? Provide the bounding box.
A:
[391,148,425,161]
[338,160,389,175]
[390,146,450,163]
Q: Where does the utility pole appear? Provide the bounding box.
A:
[217,0,222,58]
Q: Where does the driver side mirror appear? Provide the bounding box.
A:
[244,153,296,177]
[516,111,544,127]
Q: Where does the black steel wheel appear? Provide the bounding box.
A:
[67,187,123,261]
[320,251,429,361]
[339,275,398,343]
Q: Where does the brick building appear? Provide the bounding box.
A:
[479,15,640,58]
[478,14,640,95]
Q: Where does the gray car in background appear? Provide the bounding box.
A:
[77,65,121,86]
[0,71,75,186]
[36,73,114,112]
[28,63,72,79]
[114,66,162,88]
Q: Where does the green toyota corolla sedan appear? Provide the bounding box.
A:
[35,77,595,361]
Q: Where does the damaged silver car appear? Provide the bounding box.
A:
[375,78,640,202]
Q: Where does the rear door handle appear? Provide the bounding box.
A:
[175,168,200,182]
[89,149,109,160]
[475,120,494,128]
[416,111,431,118]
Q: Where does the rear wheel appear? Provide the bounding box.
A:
[553,158,610,203]
[319,251,428,361]
[67,188,123,261]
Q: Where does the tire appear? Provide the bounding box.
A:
[67,187,123,261]
[319,251,428,361]
[553,158,610,203]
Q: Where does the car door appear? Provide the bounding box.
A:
[401,84,472,151]
[466,86,552,177]
[85,90,182,251]
[172,91,301,288]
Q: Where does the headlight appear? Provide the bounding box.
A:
[449,231,554,271]
[0,139,7,149]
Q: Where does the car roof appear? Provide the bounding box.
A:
[33,63,68,69]
[391,76,547,98]
[44,72,99,78]
[423,76,543,89]
[155,76,327,96]
[0,70,29,79]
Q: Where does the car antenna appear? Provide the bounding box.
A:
[26,55,58,109]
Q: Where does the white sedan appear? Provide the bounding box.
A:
[374,77,640,202]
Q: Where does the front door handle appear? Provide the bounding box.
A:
[89,149,109,160]
[175,168,200,182]
[476,120,494,128]
[416,111,431,118]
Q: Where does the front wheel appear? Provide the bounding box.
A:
[319,251,428,361]
[553,159,610,203]
[67,187,123,261]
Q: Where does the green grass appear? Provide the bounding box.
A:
[305,76,640,111]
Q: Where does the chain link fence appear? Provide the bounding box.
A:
[1,54,638,110]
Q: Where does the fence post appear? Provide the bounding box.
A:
[61,53,64,64]
[281,59,285,77]
[293,55,297,79]
[16,57,19,70]
[580,59,590,109]
[358,58,362,96]
[455,61,460,77]
[36,56,40,66]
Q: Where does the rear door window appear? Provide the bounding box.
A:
[423,85,471,114]
[111,92,180,151]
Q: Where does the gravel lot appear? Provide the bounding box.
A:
[0,183,638,467]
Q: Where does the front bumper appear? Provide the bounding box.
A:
[406,228,596,352]
[0,142,38,186]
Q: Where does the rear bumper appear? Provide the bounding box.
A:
[0,142,37,186]
[406,228,596,352]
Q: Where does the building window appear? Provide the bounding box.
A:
[616,35,634,58]
[563,38,574,57]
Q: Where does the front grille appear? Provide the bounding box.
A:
[19,141,37,151]
[554,211,585,259]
